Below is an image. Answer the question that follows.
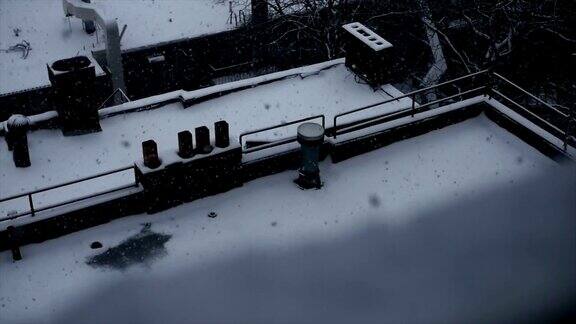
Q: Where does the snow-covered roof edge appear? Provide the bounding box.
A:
[0,59,346,135]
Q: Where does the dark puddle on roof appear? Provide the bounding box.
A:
[86,223,171,271]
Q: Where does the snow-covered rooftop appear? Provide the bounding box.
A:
[0,0,241,94]
[1,114,573,323]
[0,62,416,218]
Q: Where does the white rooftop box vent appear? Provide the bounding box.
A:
[342,22,396,87]
[342,23,392,52]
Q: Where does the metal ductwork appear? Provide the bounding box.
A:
[62,0,126,104]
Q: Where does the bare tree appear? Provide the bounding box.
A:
[223,0,574,106]
[426,0,576,108]
[427,0,575,68]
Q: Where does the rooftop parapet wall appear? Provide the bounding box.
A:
[1,65,573,207]
[0,61,574,243]
[0,98,573,253]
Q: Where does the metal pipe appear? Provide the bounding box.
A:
[239,115,325,149]
[62,0,127,103]
[243,136,297,154]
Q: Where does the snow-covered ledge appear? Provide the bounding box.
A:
[0,59,346,134]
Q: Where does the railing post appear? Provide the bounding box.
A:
[565,108,574,152]
[28,193,35,216]
[486,72,494,99]
[411,93,416,117]
[333,116,338,139]
[7,226,22,261]
[133,165,139,187]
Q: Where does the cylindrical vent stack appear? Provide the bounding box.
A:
[7,114,31,168]
[195,126,213,154]
[142,140,161,169]
[215,121,230,148]
[178,131,194,158]
[294,123,324,189]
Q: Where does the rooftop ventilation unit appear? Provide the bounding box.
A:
[342,22,395,87]
[47,56,102,135]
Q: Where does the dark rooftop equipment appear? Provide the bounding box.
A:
[195,126,213,154]
[215,121,230,148]
[178,131,194,158]
[251,0,269,24]
[342,22,394,87]
[142,140,161,169]
[47,56,102,135]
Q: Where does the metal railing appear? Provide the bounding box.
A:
[239,115,325,154]
[332,69,490,138]
[2,69,573,223]
[491,73,569,117]
[0,166,137,221]
[489,72,575,150]
[329,70,574,152]
[238,69,573,154]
